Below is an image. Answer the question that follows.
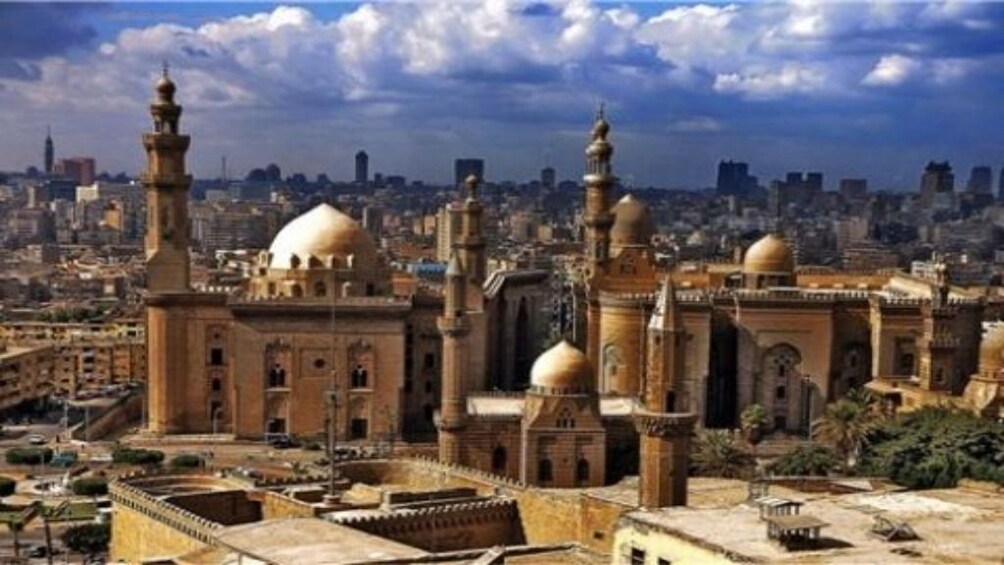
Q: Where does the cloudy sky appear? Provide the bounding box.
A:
[1,1,1002,189]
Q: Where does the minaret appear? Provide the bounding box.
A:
[634,277,697,508]
[583,107,616,373]
[437,253,470,464]
[918,261,958,392]
[142,64,192,294]
[44,126,54,174]
[456,174,486,288]
[583,106,615,274]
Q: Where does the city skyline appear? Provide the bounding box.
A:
[1,1,1003,188]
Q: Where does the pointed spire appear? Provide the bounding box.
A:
[46,125,51,140]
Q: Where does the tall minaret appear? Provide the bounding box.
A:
[456,173,486,290]
[918,261,958,392]
[583,106,615,274]
[44,126,54,174]
[437,253,470,464]
[142,64,192,294]
[634,277,697,508]
[583,107,615,372]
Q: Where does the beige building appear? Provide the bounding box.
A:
[0,344,53,412]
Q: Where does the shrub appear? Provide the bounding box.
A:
[5,448,53,466]
[170,454,203,468]
[302,441,322,451]
[769,444,839,477]
[62,523,110,555]
[71,477,108,497]
[0,477,15,498]
[111,448,164,466]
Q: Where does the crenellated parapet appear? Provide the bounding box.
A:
[110,477,224,545]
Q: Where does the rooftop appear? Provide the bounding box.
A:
[623,483,1004,563]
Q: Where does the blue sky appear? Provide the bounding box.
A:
[1,1,1002,189]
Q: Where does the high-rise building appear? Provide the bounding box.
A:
[839,179,868,200]
[967,165,993,194]
[44,126,54,175]
[920,161,954,208]
[55,157,95,185]
[454,158,484,187]
[540,166,555,190]
[355,150,368,185]
[715,160,757,197]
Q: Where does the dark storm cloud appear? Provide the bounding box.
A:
[0,4,100,60]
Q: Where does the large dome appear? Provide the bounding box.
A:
[268,203,377,270]
[743,233,794,274]
[611,194,653,249]
[529,340,593,394]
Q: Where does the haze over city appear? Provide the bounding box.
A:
[1,1,1003,188]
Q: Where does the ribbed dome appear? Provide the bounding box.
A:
[980,323,1004,374]
[268,203,377,270]
[743,233,794,274]
[530,340,593,393]
[611,194,653,248]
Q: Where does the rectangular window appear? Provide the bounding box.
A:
[350,418,368,440]
[630,548,646,565]
[657,559,671,565]
[210,348,224,366]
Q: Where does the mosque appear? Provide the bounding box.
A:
[142,68,1003,495]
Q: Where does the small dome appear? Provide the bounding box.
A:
[155,66,176,102]
[611,194,653,248]
[529,340,593,393]
[980,323,1004,374]
[268,203,377,270]
[743,233,794,274]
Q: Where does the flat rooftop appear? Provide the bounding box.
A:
[214,517,428,564]
[625,484,1004,563]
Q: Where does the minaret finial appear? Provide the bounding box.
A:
[162,60,170,78]
[597,102,605,121]
[464,174,479,200]
[46,125,51,138]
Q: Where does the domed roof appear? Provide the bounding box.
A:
[743,233,794,274]
[268,203,377,270]
[980,323,1004,374]
[611,194,653,248]
[529,340,593,393]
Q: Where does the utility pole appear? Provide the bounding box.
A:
[325,386,339,496]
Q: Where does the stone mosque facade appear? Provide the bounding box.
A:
[144,72,1003,492]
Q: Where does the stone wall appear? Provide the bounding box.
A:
[164,491,262,526]
[72,391,143,441]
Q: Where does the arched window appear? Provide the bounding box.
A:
[538,459,553,483]
[775,385,786,400]
[575,458,590,484]
[492,446,507,475]
[351,364,368,388]
[211,378,222,393]
[557,408,575,429]
[268,364,286,388]
[423,404,434,422]
[665,390,676,412]
[291,284,303,298]
[314,281,326,297]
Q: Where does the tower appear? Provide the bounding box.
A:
[355,150,368,185]
[634,277,697,508]
[142,65,192,294]
[917,261,959,392]
[583,107,616,372]
[456,174,486,290]
[44,126,54,175]
[437,253,470,464]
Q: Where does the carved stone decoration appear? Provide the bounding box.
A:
[632,411,697,438]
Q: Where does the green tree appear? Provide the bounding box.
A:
[112,447,164,466]
[813,397,880,471]
[770,444,839,476]
[62,523,110,556]
[692,430,755,479]
[740,404,769,446]
[5,447,53,465]
[71,477,108,497]
[0,476,15,501]
[170,453,203,468]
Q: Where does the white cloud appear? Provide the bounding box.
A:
[668,116,723,133]
[714,64,828,99]
[862,54,922,86]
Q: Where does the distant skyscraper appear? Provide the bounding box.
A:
[355,150,368,185]
[55,157,95,185]
[44,126,54,175]
[839,179,868,200]
[920,161,954,208]
[967,165,992,194]
[454,158,484,187]
[715,160,757,196]
[540,166,555,190]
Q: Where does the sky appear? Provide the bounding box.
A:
[1,1,1003,190]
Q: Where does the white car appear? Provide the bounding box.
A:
[26,434,47,445]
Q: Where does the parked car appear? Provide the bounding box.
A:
[269,435,300,449]
[51,451,78,468]
[26,434,47,445]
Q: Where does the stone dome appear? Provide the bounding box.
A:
[979,323,1004,374]
[529,340,593,393]
[267,203,377,270]
[611,194,653,248]
[743,233,794,274]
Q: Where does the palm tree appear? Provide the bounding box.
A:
[813,397,880,471]
[692,429,755,479]
[7,519,22,558]
[740,404,769,446]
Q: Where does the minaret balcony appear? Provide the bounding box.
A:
[632,410,697,438]
[437,317,470,335]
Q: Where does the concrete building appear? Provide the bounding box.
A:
[55,157,96,185]
[354,150,368,185]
